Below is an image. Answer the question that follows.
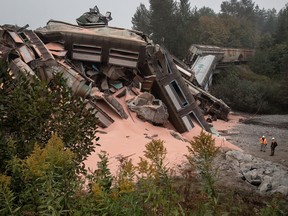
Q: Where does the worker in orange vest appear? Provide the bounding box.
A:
[260,135,267,152]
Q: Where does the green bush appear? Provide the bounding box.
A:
[0,62,99,169]
[210,66,287,114]
[185,130,221,215]
[260,194,288,216]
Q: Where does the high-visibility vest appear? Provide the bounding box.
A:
[260,138,267,145]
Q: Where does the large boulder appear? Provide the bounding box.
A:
[219,150,288,196]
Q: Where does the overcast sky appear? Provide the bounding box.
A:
[0,0,287,30]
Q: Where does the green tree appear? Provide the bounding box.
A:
[198,16,230,46]
[275,5,288,44]
[210,66,288,114]
[196,6,216,17]
[220,0,256,20]
[258,8,278,34]
[173,0,195,58]
[219,0,263,48]
[269,43,288,76]
[149,0,177,50]
[219,15,257,48]
[132,3,151,35]
[0,63,99,169]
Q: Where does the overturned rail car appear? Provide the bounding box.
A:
[220,48,255,64]
[191,55,216,91]
[142,45,211,133]
[35,20,148,69]
[172,53,231,121]
[185,44,255,67]
[185,44,224,66]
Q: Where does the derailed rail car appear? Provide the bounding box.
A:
[142,45,211,133]
[35,20,148,69]
[220,48,255,64]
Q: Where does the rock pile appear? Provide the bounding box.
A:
[217,150,288,196]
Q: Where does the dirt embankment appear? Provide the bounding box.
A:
[219,112,288,168]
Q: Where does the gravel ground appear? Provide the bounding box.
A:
[220,113,288,168]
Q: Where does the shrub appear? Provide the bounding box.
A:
[210,66,286,114]
[0,63,99,169]
[185,130,221,215]
[4,135,79,215]
[0,174,20,215]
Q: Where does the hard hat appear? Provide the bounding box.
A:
[262,135,265,138]
[272,137,275,140]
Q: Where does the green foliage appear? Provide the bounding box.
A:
[13,135,77,215]
[210,66,287,114]
[196,6,216,17]
[260,9,278,35]
[260,194,288,216]
[198,16,230,46]
[225,16,258,48]
[132,3,151,35]
[0,137,17,173]
[23,134,75,180]
[220,0,255,18]
[275,5,288,44]
[132,0,279,58]
[248,5,288,83]
[0,135,79,215]
[138,139,182,215]
[251,42,288,77]
[81,139,183,216]
[88,151,113,193]
[249,48,274,75]
[186,130,220,215]
[149,0,177,52]
[0,174,21,215]
[172,0,195,58]
[0,63,99,168]
[144,139,168,178]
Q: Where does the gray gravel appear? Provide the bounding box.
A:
[221,113,288,167]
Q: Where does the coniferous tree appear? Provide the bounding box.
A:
[275,5,288,44]
[173,0,195,58]
[149,0,177,51]
[132,3,151,35]
[220,0,256,20]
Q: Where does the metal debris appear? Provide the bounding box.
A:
[76,5,112,26]
[0,6,233,133]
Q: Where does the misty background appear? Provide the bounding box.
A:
[0,0,287,30]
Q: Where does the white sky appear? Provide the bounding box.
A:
[0,0,287,30]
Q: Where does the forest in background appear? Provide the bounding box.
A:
[132,0,288,114]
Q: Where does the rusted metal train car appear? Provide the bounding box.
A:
[220,48,255,65]
[186,44,255,66]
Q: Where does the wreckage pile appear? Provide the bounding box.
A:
[0,7,231,134]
